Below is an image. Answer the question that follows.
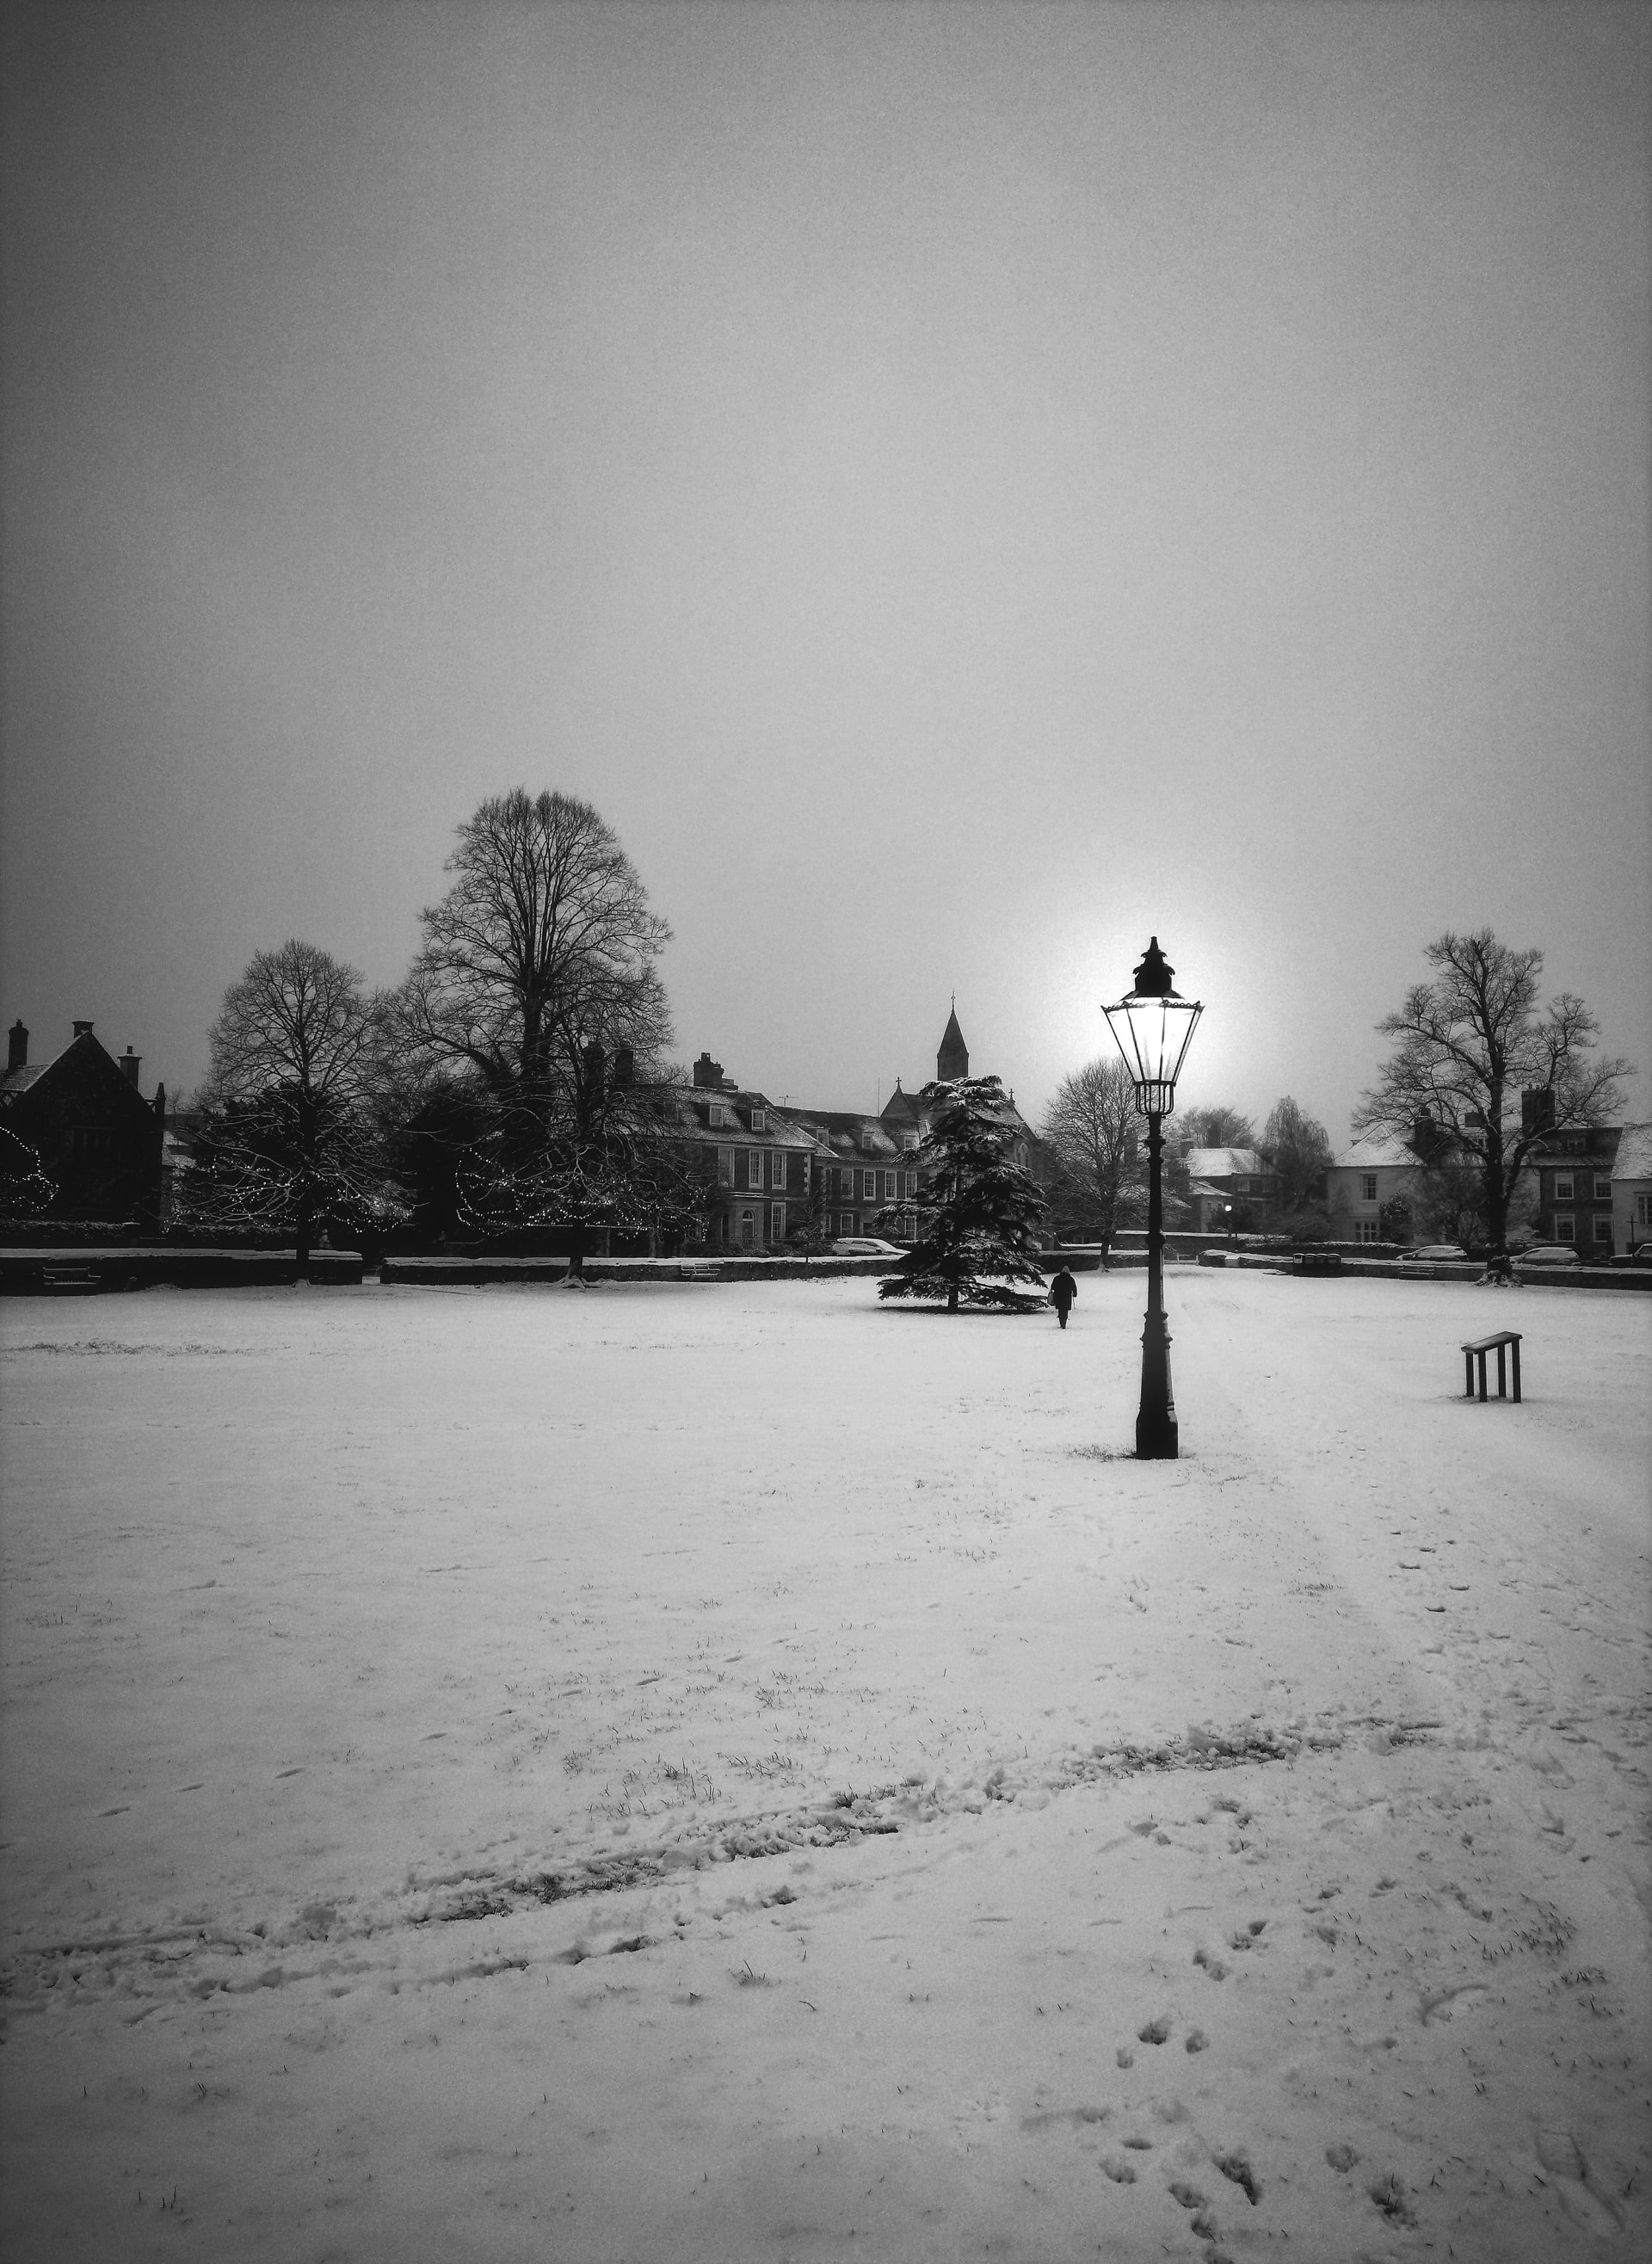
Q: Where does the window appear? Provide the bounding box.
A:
[1356,1220,1380,1243]
[1637,1194,1651,1226]
[904,1171,918,1199]
[839,1212,854,1235]
[1593,1216,1612,1244]
[1593,1176,1612,1200]
[771,1152,786,1191]
[750,1108,766,1132]
[1360,1175,1378,1202]
[770,1204,785,1242]
[1555,1213,1575,1241]
[862,1170,876,1200]
[903,1133,918,1151]
[708,1102,730,1128]
[70,1126,114,1162]
[740,1210,755,1248]
[1554,1175,1574,1201]
[881,1170,895,1201]
[862,1130,877,1151]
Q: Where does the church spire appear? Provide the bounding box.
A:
[937,1001,969,1083]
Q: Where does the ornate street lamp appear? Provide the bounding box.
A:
[1102,938,1203,1459]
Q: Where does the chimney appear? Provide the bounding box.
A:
[120,1048,141,1087]
[1521,1087,1556,1138]
[153,1082,166,1124]
[6,1021,25,1074]
[612,1046,633,1089]
[693,1052,724,1090]
[72,1019,94,1040]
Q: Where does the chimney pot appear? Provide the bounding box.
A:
[6,1021,26,1074]
[72,1020,94,1040]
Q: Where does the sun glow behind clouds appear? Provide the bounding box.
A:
[1,2,1645,1134]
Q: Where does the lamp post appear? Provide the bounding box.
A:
[1102,938,1203,1459]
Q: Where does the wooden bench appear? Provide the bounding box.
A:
[1462,1330,1521,1403]
[40,1263,101,1292]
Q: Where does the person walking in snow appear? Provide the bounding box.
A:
[1048,1266,1077,1329]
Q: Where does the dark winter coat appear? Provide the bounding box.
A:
[1049,1268,1077,1311]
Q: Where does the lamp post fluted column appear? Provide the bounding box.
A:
[1137,1107,1178,1458]
[1101,938,1202,1464]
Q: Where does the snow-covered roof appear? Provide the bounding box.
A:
[1328,1137,1416,1171]
[1610,1123,1652,1183]
[1184,1147,1262,1178]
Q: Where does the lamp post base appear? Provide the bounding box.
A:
[1135,1313,1179,1459]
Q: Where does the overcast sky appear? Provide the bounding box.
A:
[3,0,1647,1143]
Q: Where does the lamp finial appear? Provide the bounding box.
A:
[1132,937,1175,997]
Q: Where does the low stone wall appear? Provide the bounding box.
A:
[1,1248,364,1293]
[1193,1249,1651,1292]
[379,1253,901,1287]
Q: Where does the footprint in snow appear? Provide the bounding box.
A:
[1214,2150,1261,2204]
[1137,2014,1171,2044]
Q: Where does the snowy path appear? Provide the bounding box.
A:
[2,1272,1647,2260]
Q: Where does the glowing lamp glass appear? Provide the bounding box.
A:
[1102,937,1202,1117]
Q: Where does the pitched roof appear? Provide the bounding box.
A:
[1328,1137,1420,1170]
[780,1107,900,1155]
[1610,1123,1652,1182]
[647,1085,818,1149]
[1185,1146,1264,1177]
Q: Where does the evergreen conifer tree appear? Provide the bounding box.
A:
[878,1076,1047,1313]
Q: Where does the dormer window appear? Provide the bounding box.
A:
[749,1108,766,1132]
[708,1101,731,1128]
[862,1129,876,1151]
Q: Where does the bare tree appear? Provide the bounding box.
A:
[185,941,395,1272]
[1355,928,1630,1269]
[398,790,672,1132]
[1178,1104,1257,1150]
[1039,1057,1143,1260]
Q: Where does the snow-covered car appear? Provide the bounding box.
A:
[1399,1244,1470,1263]
[1513,1244,1578,1268]
[828,1237,905,1257]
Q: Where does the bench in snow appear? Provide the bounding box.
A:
[40,1263,101,1292]
[1462,1330,1521,1404]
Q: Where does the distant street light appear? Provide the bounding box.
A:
[1102,938,1203,1459]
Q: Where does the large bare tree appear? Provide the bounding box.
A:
[1039,1057,1143,1260]
[186,940,394,1271]
[1355,928,1630,1266]
[398,790,672,1135]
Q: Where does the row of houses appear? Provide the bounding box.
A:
[0,1006,1035,1253]
[6,1009,1651,1256]
[1322,1120,1652,1255]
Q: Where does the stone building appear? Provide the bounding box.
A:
[2,1019,166,1230]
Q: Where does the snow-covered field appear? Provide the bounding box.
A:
[1,1269,1647,2263]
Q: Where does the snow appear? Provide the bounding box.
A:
[2,1268,1648,2261]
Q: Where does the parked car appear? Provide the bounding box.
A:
[828,1237,905,1257]
[1399,1244,1470,1263]
[1513,1244,1578,1268]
